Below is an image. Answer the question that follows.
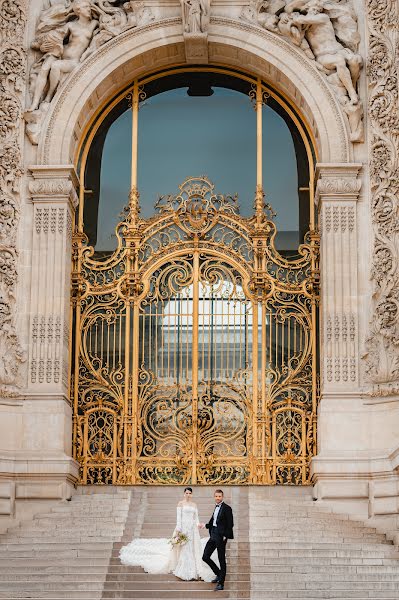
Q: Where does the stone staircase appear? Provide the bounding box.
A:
[249,487,399,599]
[0,486,399,599]
[0,488,131,600]
[105,486,249,600]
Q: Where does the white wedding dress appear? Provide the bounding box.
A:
[119,502,217,582]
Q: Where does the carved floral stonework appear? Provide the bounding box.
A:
[364,0,399,393]
[0,0,26,395]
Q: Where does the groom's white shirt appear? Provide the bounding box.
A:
[213,502,223,527]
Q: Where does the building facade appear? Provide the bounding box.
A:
[0,0,398,536]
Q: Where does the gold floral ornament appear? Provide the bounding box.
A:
[71,177,319,485]
[155,176,240,235]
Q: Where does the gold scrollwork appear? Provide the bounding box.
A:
[72,177,319,485]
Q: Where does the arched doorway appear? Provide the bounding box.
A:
[71,67,319,485]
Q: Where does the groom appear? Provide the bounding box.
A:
[199,489,234,591]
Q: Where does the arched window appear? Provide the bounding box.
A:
[80,69,314,254]
[72,67,319,486]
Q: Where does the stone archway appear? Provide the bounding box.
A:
[26,17,362,497]
[36,19,352,166]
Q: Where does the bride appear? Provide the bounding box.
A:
[119,487,216,581]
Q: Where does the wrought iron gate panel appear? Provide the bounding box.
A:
[195,258,253,485]
[136,257,195,484]
[72,177,319,485]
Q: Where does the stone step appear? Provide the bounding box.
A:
[0,541,118,550]
[112,543,397,555]
[2,533,124,541]
[115,521,382,534]
[252,537,390,545]
[252,571,399,580]
[0,594,105,600]
[255,592,395,599]
[0,586,234,600]
[252,581,399,590]
[248,515,376,526]
[0,558,111,567]
[46,507,129,514]
[0,550,111,558]
[111,572,399,582]
[2,562,399,576]
[0,582,104,590]
[1,486,398,600]
[32,513,129,521]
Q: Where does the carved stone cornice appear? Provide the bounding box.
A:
[315,164,362,205]
[29,166,79,209]
[316,177,362,198]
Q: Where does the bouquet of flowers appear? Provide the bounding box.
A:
[169,531,189,547]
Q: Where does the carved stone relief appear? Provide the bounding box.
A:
[240,0,364,142]
[181,0,210,61]
[24,0,154,143]
[182,0,209,33]
[30,313,63,385]
[316,167,361,391]
[0,0,26,396]
[28,168,78,393]
[363,0,399,394]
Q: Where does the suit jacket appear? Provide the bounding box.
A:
[206,502,234,539]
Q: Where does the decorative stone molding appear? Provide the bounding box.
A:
[316,164,362,391]
[28,166,79,209]
[0,0,26,397]
[28,166,78,396]
[316,177,362,197]
[364,0,399,394]
[29,179,77,200]
[183,31,209,62]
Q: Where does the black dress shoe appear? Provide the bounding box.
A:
[211,577,220,583]
[214,583,224,591]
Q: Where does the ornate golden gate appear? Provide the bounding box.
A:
[71,175,319,485]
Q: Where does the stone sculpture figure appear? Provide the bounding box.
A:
[25,0,155,143]
[287,0,362,105]
[322,0,360,53]
[27,0,98,112]
[181,0,209,34]
[277,11,315,59]
[240,0,363,140]
[79,7,127,61]
[124,1,154,28]
[241,0,281,32]
[81,1,154,61]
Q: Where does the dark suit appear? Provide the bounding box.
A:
[202,502,234,585]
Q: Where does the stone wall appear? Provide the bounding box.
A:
[0,0,397,535]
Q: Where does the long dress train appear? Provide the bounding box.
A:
[119,503,217,582]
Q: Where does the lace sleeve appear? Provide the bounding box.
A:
[194,506,199,525]
[176,506,182,531]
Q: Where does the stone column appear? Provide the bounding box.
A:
[316,164,362,392]
[28,166,78,394]
[21,165,79,503]
[311,163,367,508]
